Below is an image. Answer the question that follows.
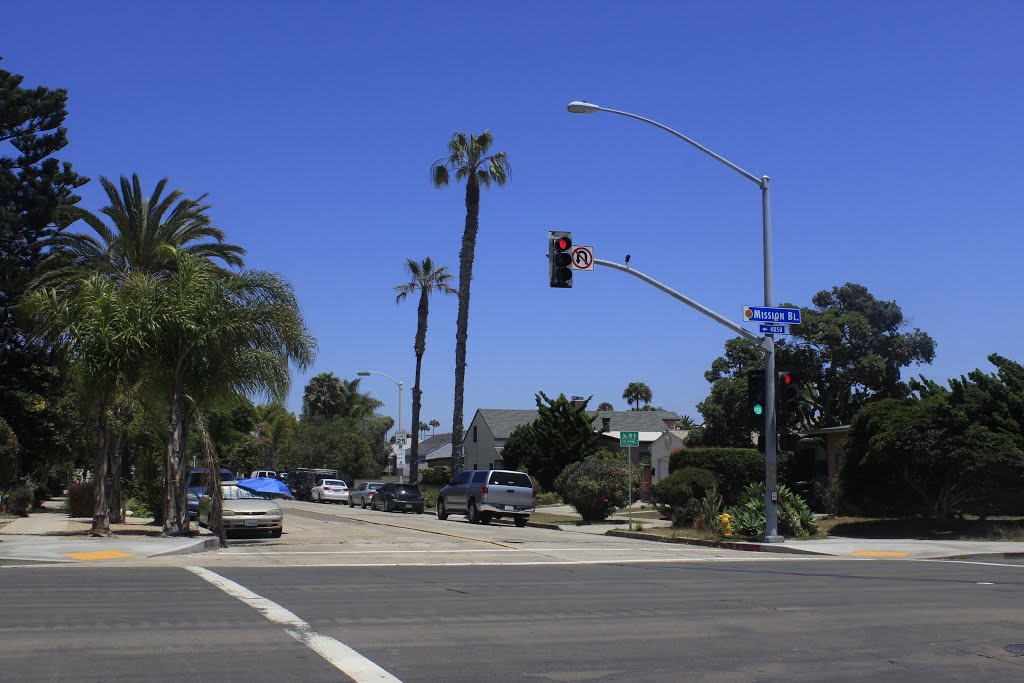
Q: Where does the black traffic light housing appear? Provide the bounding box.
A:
[776,371,801,451]
[747,369,766,427]
[548,231,572,288]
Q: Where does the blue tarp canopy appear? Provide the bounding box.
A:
[236,477,294,499]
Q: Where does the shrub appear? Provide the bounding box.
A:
[125,450,164,524]
[67,481,95,518]
[694,489,723,532]
[420,486,439,510]
[669,448,796,505]
[725,482,821,538]
[6,485,33,517]
[418,465,451,487]
[33,482,51,509]
[125,497,152,519]
[813,474,843,517]
[555,453,641,522]
[535,491,561,506]
[652,467,717,512]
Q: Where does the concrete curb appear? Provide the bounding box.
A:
[151,536,222,556]
[931,551,1024,562]
[604,529,831,556]
[526,522,564,531]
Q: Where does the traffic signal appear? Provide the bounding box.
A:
[776,371,800,428]
[747,370,765,426]
[548,231,572,288]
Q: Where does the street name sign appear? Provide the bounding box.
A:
[619,431,639,448]
[759,324,788,334]
[570,245,594,270]
[743,306,801,325]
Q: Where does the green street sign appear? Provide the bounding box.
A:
[619,431,639,448]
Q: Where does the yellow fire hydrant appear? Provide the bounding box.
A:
[718,513,733,537]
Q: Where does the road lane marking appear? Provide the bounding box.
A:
[923,559,1024,568]
[186,566,400,682]
[852,551,910,558]
[63,551,135,560]
[276,557,843,568]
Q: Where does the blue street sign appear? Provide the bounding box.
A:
[759,324,788,334]
[743,306,801,325]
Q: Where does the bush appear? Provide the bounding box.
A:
[669,448,795,505]
[535,491,561,506]
[694,489,724,532]
[125,450,164,524]
[67,481,95,518]
[555,453,641,522]
[652,467,716,512]
[6,485,33,517]
[125,497,152,519]
[33,482,51,509]
[420,486,439,510]
[725,482,820,538]
[418,465,452,487]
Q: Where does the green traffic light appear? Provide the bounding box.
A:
[753,403,764,416]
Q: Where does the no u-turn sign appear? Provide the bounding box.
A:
[570,245,594,271]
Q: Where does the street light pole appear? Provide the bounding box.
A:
[568,100,783,541]
[357,370,404,437]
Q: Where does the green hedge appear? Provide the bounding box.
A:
[669,448,794,505]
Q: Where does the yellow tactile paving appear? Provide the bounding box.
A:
[852,550,910,558]
[63,550,136,560]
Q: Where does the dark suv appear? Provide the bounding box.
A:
[372,483,424,513]
[283,469,339,501]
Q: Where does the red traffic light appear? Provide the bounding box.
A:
[782,373,792,385]
[557,237,571,250]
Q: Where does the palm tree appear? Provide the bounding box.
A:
[622,382,653,411]
[395,257,456,482]
[596,402,614,411]
[678,414,697,429]
[429,419,440,435]
[24,272,162,535]
[155,252,315,533]
[431,132,510,473]
[38,174,244,287]
[419,422,430,440]
[303,372,346,420]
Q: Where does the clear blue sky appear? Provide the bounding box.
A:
[4,2,1022,432]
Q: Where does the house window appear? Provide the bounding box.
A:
[473,425,477,443]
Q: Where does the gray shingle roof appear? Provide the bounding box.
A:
[476,409,539,439]
[472,408,680,439]
[590,410,680,433]
[418,432,453,456]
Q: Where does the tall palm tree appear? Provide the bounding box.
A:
[622,382,653,411]
[395,257,456,482]
[38,173,245,287]
[303,372,346,420]
[596,402,614,411]
[155,251,315,533]
[431,132,510,473]
[429,419,440,435]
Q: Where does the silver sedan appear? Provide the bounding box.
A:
[198,484,283,537]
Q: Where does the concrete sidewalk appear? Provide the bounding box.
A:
[0,499,218,566]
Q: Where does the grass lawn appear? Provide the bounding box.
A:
[820,515,1024,541]
[629,525,724,541]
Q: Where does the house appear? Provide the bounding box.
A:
[649,428,690,484]
[803,425,849,481]
[461,406,681,471]
[420,432,455,469]
[464,409,539,470]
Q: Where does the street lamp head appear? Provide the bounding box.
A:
[567,100,602,114]
[357,371,370,376]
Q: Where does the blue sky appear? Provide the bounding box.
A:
[4,2,1022,433]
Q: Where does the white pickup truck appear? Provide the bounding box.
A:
[436,469,536,526]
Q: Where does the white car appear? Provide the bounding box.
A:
[311,478,349,504]
[250,470,278,479]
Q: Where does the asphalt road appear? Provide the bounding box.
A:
[3,558,1024,682]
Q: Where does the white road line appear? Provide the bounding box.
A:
[186,566,400,682]
[921,559,1024,568]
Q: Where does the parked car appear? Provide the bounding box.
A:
[186,468,236,520]
[349,482,384,508]
[372,483,424,513]
[311,478,349,503]
[249,470,278,479]
[197,484,283,537]
[437,469,535,526]
[283,468,339,501]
